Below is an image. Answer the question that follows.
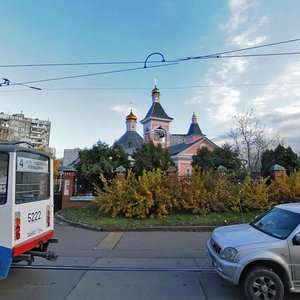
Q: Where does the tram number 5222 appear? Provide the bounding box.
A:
[28,211,42,223]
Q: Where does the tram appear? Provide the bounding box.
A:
[0,142,57,279]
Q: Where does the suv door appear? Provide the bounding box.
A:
[289,225,300,282]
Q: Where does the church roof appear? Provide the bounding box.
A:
[141,102,173,122]
[167,140,200,155]
[116,131,143,154]
[187,122,203,136]
[167,136,219,156]
[186,112,203,136]
[270,164,286,171]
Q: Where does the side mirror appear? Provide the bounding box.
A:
[293,233,300,245]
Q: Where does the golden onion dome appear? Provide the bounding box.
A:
[126,110,137,122]
[152,86,160,95]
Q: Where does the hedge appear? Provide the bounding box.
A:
[94,169,300,218]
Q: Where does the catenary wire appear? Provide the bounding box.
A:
[1,38,300,88]
[7,62,178,86]
[179,37,300,60]
[0,38,299,68]
[3,51,300,89]
[1,82,300,93]
[197,51,300,59]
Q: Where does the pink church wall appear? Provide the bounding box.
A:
[173,139,216,175]
[179,160,192,176]
[184,135,201,144]
[181,140,214,155]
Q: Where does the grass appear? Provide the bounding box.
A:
[57,206,260,230]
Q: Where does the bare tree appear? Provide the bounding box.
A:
[228,109,280,177]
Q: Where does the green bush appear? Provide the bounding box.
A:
[94,170,300,219]
[207,178,240,212]
[178,171,209,214]
[269,171,300,204]
[240,176,270,211]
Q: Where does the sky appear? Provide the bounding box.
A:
[0,0,300,158]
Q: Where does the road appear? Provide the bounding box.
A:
[0,222,298,299]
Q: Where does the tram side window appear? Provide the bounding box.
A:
[0,152,8,205]
[15,152,50,204]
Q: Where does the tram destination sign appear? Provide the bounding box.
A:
[17,156,48,173]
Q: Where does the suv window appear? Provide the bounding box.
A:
[250,207,300,239]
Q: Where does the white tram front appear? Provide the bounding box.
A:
[0,142,57,279]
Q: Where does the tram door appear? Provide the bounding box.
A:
[0,152,8,205]
[0,152,10,279]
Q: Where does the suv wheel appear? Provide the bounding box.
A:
[242,266,284,300]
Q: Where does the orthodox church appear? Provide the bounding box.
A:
[116,84,217,175]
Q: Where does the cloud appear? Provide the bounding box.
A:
[229,0,253,11]
[231,16,269,47]
[206,86,240,121]
[259,108,300,150]
[216,58,249,79]
[253,61,300,110]
[275,101,300,114]
[252,59,300,151]
[222,0,254,31]
[189,0,299,150]
[232,34,266,47]
[188,0,270,125]
[222,0,269,48]
[253,95,272,110]
[111,105,129,114]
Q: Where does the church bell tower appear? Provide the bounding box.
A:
[140,83,173,148]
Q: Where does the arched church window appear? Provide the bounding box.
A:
[154,125,166,142]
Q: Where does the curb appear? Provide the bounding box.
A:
[55,213,217,232]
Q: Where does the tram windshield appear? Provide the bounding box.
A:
[15,151,50,204]
[0,152,8,204]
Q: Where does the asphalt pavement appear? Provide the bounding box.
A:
[0,222,298,299]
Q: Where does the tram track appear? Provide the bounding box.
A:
[11,264,215,273]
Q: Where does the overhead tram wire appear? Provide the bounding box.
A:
[8,61,178,87]
[0,51,299,72]
[0,78,41,91]
[29,82,300,90]
[179,37,300,61]
[1,82,300,93]
[3,51,300,90]
[0,60,173,68]
[1,38,300,89]
[193,51,300,59]
[1,37,300,69]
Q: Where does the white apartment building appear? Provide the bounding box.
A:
[0,112,51,148]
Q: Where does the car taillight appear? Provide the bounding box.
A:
[15,212,21,240]
[46,205,51,227]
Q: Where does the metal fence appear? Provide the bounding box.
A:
[53,174,63,212]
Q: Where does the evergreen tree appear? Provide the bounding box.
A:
[192,143,242,175]
[191,147,214,171]
[214,143,242,172]
[132,140,174,176]
[76,140,130,193]
[261,144,300,177]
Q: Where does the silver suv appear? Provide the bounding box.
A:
[207,203,300,300]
